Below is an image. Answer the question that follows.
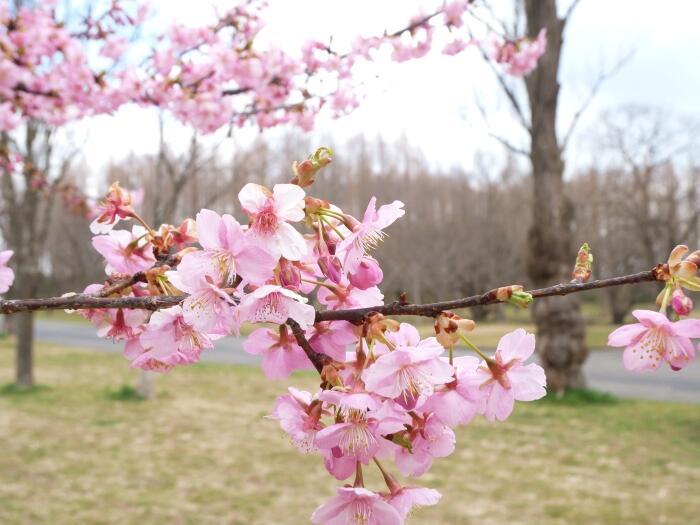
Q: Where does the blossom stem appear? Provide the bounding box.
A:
[130,211,157,237]
[319,215,346,240]
[300,277,337,290]
[373,458,401,494]
[458,333,490,361]
[658,284,672,313]
[353,462,364,488]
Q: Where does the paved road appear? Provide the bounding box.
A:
[34,320,700,403]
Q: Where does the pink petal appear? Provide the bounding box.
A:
[497,328,535,362]
[277,222,307,261]
[272,183,306,222]
[622,332,664,372]
[195,209,223,251]
[238,183,268,214]
[632,309,669,328]
[373,200,405,229]
[672,319,700,338]
[483,383,515,421]
[509,363,547,401]
[234,245,276,285]
[607,323,647,347]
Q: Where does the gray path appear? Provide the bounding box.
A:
[33,320,700,403]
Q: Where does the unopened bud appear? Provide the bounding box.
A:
[348,256,383,289]
[571,242,593,283]
[291,147,334,187]
[318,255,343,284]
[279,259,301,290]
[671,288,693,316]
[495,285,532,308]
[434,311,475,348]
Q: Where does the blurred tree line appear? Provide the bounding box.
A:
[37,105,699,326]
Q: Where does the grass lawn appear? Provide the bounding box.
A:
[1,343,699,525]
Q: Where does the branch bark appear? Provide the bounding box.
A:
[0,269,660,317]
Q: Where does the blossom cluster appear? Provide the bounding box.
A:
[76,149,546,523]
[608,245,700,373]
[0,1,545,136]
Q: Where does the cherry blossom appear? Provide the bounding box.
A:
[244,326,313,379]
[89,182,142,234]
[239,183,307,261]
[394,414,455,477]
[387,486,442,520]
[463,328,546,421]
[362,323,454,409]
[133,306,214,370]
[190,209,277,286]
[337,197,405,274]
[239,284,316,328]
[91,226,156,275]
[311,487,402,525]
[608,310,700,372]
[269,388,323,453]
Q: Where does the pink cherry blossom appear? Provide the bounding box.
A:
[307,321,358,361]
[348,256,383,290]
[91,226,155,275]
[311,487,402,525]
[314,408,404,466]
[133,305,214,370]
[0,250,14,293]
[491,29,547,77]
[269,387,323,453]
[316,279,384,311]
[608,309,700,372]
[463,328,546,421]
[337,197,404,274]
[420,355,484,427]
[362,323,455,409]
[387,486,441,520]
[395,414,455,477]
[190,209,277,286]
[239,284,316,328]
[89,182,141,234]
[96,308,148,341]
[239,183,307,261]
[244,326,313,379]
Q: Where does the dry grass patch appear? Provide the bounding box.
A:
[0,342,699,524]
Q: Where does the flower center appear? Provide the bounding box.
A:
[338,416,377,457]
[253,292,286,324]
[397,365,432,398]
[253,201,278,235]
[636,327,665,360]
[349,499,372,524]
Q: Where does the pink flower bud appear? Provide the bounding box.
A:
[348,256,383,289]
[671,288,693,316]
[318,255,343,284]
[279,259,301,290]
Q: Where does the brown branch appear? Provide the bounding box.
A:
[315,270,659,323]
[0,269,660,318]
[286,319,332,374]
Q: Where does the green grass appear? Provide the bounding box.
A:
[1,342,699,524]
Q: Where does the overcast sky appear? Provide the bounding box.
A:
[78,0,700,178]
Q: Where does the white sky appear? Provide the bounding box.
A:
[78,0,700,179]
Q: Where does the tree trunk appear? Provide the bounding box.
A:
[15,312,34,388]
[525,0,587,394]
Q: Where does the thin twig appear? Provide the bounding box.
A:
[0,269,660,318]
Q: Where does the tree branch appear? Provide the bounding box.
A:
[0,269,661,317]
